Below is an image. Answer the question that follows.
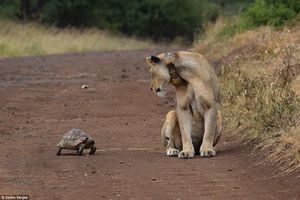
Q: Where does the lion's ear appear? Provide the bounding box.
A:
[146,55,161,65]
[165,52,178,65]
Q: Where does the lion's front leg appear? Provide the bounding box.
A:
[200,105,217,157]
[213,110,222,146]
[176,107,194,159]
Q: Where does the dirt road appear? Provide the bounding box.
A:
[0,49,299,200]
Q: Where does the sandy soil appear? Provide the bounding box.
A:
[0,49,299,200]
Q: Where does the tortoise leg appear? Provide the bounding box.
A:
[89,145,96,155]
[56,147,62,156]
[77,144,85,156]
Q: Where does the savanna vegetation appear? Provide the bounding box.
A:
[194,14,300,170]
[0,0,253,41]
[0,20,156,57]
[220,0,300,36]
[0,0,299,169]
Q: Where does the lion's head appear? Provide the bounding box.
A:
[146,55,171,98]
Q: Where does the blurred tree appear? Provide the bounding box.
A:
[40,0,95,27]
[0,0,20,19]
[20,0,31,19]
[1,0,298,41]
[40,0,206,41]
[31,0,46,19]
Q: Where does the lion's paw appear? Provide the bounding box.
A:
[200,145,216,157]
[166,148,180,157]
[178,150,195,159]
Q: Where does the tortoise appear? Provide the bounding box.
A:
[56,128,96,156]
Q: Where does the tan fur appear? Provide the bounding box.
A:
[146,51,222,158]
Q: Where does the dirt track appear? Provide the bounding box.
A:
[0,49,299,200]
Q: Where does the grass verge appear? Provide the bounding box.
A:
[0,20,156,57]
[194,19,300,171]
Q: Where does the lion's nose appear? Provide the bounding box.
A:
[155,88,161,93]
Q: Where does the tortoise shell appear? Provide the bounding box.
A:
[57,128,94,149]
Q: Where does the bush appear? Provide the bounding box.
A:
[201,2,220,23]
[0,0,20,19]
[40,0,96,27]
[243,0,299,27]
[220,0,300,37]
[40,0,206,41]
[0,0,224,41]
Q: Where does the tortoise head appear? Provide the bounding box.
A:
[84,138,95,145]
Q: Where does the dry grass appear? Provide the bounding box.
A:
[194,18,300,63]
[194,18,300,171]
[0,20,157,57]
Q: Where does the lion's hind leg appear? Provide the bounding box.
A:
[161,110,182,157]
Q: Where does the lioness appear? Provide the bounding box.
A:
[146,51,222,158]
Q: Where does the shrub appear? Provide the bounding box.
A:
[40,0,206,41]
[220,0,300,37]
[0,0,20,19]
[40,0,95,27]
[1,0,217,41]
[243,0,299,27]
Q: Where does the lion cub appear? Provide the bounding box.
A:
[146,51,222,158]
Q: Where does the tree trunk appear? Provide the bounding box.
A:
[31,0,46,19]
[20,0,31,20]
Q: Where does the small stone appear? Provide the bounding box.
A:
[81,84,89,89]
[234,186,240,189]
[84,173,88,176]
[121,74,128,79]
[49,185,67,189]
[119,161,124,164]
[151,178,156,181]
[228,169,232,171]
[91,170,96,174]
